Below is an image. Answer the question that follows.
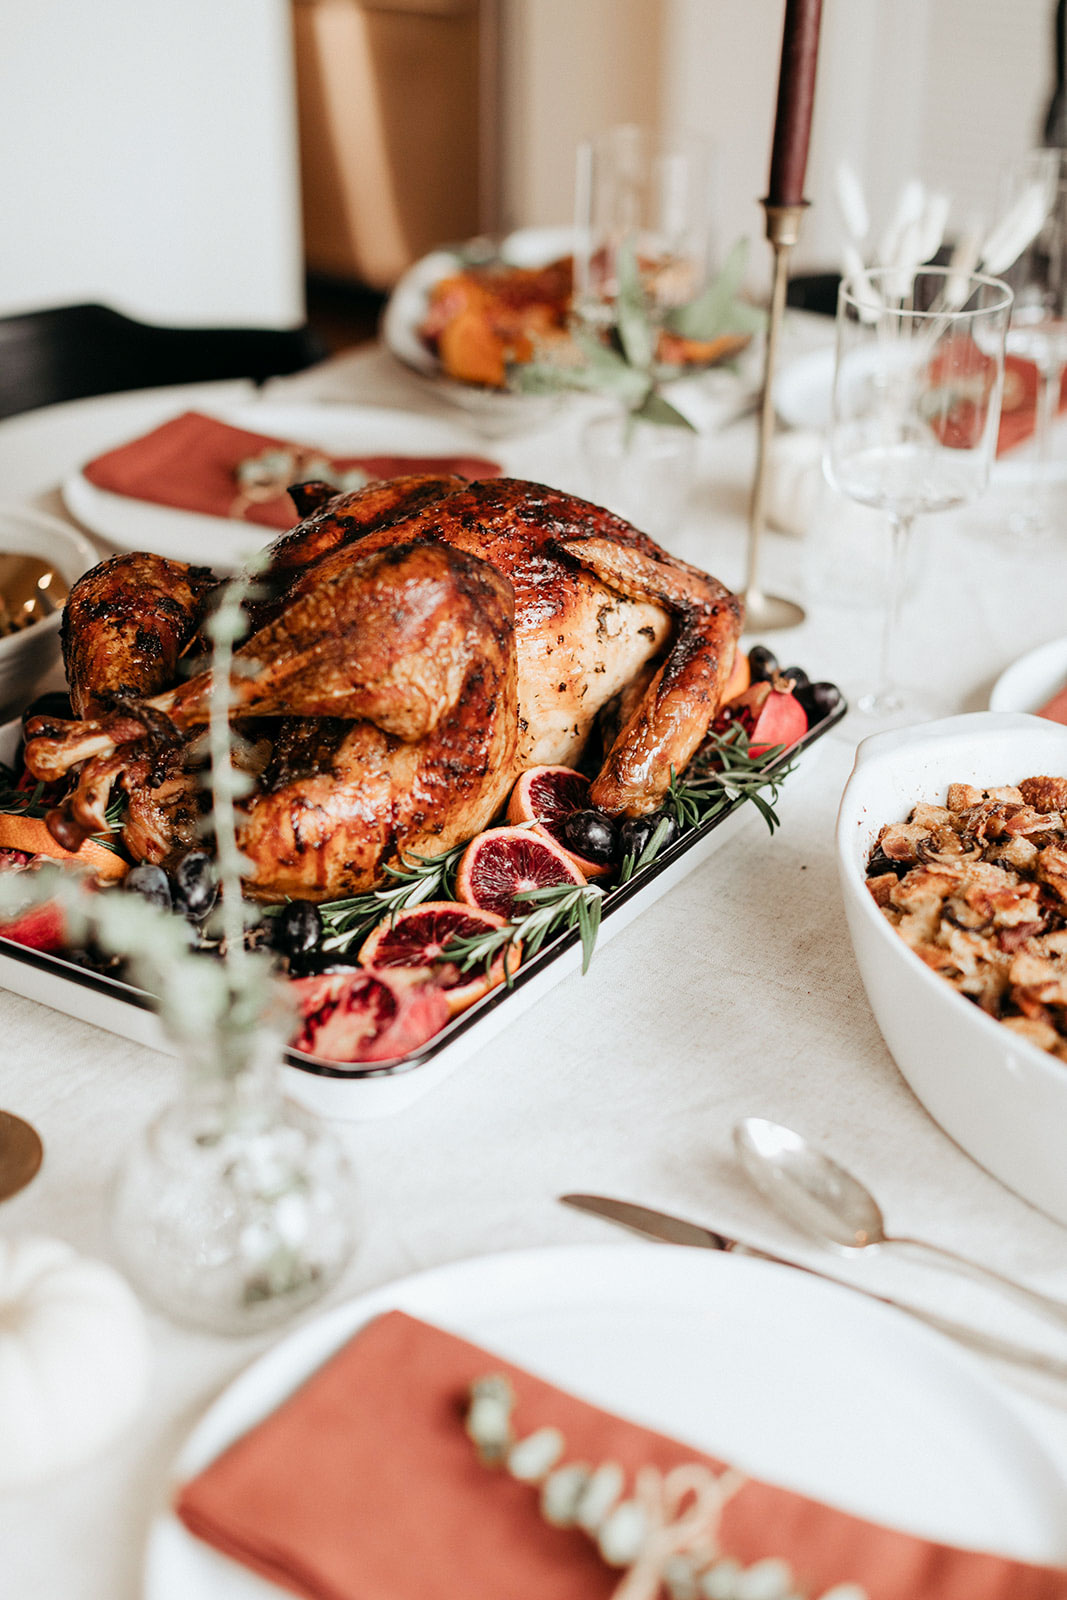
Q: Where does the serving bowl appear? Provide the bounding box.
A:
[835,711,1067,1224]
[0,507,97,714]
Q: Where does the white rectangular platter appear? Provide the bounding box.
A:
[0,706,844,1119]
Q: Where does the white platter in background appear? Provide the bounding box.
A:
[989,636,1067,714]
[144,1244,1067,1600]
[774,347,1067,485]
[382,225,579,434]
[61,402,502,567]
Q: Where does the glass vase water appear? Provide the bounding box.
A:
[110,1009,356,1336]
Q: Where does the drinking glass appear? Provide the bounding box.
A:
[997,148,1067,529]
[573,125,713,332]
[825,265,1012,719]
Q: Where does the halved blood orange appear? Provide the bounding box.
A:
[455,825,584,919]
[290,968,449,1063]
[0,900,66,952]
[505,766,612,879]
[357,901,521,1017]
[0,814,128,880]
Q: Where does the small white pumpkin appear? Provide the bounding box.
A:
[0,1234,150,1491]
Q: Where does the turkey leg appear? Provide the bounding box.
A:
[557,536,743,815]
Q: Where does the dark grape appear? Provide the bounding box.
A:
[272,900,323,959]
[795,681,843,724]
[172,851,218,921]
[779,665,809,686]
[563,808,619,865]
[747,644,779,682]
[620,810,679,863]
[124,862,173,912]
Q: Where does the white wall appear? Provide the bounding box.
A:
[665,0,1055,285]
[499,0,665,231]
[502,0,1056,291]
[2,1,305,327]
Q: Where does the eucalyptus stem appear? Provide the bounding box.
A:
[203,559,268,977]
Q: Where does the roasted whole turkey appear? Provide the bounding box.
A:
[25,476,743,901]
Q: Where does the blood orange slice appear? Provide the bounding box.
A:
[0,814,128,880]
[290,968,449,1063]
[357,901,519,1017]
[455,825,584,919]
[505,766,612,879]
[0,900,66,952]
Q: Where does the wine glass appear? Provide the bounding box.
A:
[825,265,1012,720]
[573,125,713,333]
[996,148,1067,531]
[572,126,712,532]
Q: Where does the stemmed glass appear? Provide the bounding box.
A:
[573,124,713,332]
[572,126,712,535]
[997,148,1067,530]
[825,265,1012,720]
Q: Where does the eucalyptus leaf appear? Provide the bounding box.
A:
[664,237,750,340]
[632,391,697,431]
[615,237,656,372]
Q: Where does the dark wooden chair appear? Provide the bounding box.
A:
[0,303,328,422]
[786,272,841,317]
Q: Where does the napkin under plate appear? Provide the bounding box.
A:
[81,412,501,530]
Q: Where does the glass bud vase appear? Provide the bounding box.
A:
[110,1023,356,1336]
[580,407,697,539]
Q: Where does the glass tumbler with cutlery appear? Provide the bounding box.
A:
[825,265,1012,720]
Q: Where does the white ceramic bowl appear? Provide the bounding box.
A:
[836,711,1067,1224]
[0,507,97,715]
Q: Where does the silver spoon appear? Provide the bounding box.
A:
[733,1117,1067,1331]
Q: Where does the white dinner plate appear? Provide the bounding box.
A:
[61,402,500,568]
[381,225,579,432]
[774,346,1067,484]
[989,635,1067,714]
[144,1244,1067,1599]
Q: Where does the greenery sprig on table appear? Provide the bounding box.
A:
[511,236,765,429]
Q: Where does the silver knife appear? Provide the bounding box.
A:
[559,1192,1067,1384]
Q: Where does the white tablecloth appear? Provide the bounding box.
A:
[3,336,1067,1599]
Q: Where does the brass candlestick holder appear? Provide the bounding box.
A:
[744,199,809,633]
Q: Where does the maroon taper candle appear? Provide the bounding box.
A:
[766,0,824,206]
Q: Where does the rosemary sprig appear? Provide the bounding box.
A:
[666,724,795,835]
[444,880,605,981]
[317,842,465,954]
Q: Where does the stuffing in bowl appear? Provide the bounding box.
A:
[835,712,1067,1225]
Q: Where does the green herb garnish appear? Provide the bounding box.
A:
[666,725,795,835]
[316,841,465,955]
[443,880,605,981]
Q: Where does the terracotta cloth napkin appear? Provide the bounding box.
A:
[80,411,502,529]
[998,355,1067,455]
[174,1309,1067,1600]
